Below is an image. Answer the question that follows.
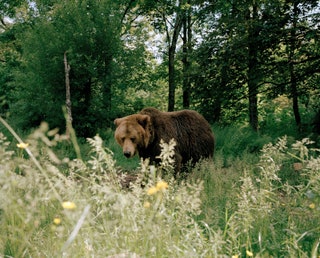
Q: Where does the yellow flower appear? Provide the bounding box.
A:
[53,217,61,225]
[232,255,239,258]
[147,187,158,195]
[309,203,316,209]
[143,201,151,208]
[62,201,76,210]
[156,181,168,191]
[17,142,29,149]
[246,250,253,257]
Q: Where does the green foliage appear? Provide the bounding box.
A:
[1,0,319,136]
[213,125,272,168]
[192,0,320,129]
[6,0,124,136]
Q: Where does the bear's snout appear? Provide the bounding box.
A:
[123,150,132,158]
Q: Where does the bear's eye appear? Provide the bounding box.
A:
[130,137,136,143]
[121,137,125,143]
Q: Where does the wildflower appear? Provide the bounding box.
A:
[143,201,151,208]
[309,203,316,209]
[62,201,76,210]
[156,181,168,191]
[246,250,253,257]
[17,142,29,149]
[147,187,158,195]
[53,217,61,225]
[232,255,239,258]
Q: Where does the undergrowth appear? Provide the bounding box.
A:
[0,118,320,257]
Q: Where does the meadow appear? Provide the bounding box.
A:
[0,118,320,257]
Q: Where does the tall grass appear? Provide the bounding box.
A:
[0,119,320,257]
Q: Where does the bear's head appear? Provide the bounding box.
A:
[114,114,152,158]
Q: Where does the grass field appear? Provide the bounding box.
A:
[0,120,320,257]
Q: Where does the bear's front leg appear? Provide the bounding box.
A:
[173,153,183,177]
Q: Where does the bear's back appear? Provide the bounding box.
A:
[140,107,215,164]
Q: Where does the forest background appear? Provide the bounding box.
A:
[1,1,320,257]
[0,0,319,138]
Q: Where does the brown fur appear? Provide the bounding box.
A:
[114,107,215,173]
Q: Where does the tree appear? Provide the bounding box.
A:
[181,1,192,109]
[283,0,320,129]
[0,0,27,117]
[288,1,301,129]
[193,0,309,130]
[138,0,187,111]
[262,0,320,130]
[247,1,260,131]
[167,6,183,111]
[10,0,123,136]
[64,51,72,136]
[0,0,25,26]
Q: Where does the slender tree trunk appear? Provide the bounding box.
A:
[182,2,191,109]
[290,64,301,128]
[248,78,258,131]
[168,47,176,111]
[289,2,301,129]
[214,61,228,123]
[168,13,183,111]
[247,3,259,131]
[102,55,112,125]
[64,51,72,136]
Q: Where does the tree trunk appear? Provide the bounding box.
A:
[289,2,301,129]
[102,55,112,125]
[248,79,258,131]
[290,64,301,128]
[168,13,183,111]
[247,3,259,131]
[182,3,191,109]
[64,51,72,136]
[168,47,175,112]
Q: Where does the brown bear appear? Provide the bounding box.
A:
[114,107,215,173]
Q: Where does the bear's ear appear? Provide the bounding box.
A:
[114,118,123,127]
[136,115,150,129]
